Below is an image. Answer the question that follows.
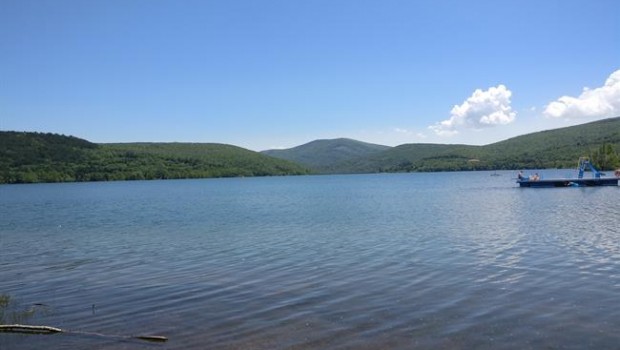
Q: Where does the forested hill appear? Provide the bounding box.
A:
[262,138,391,173]
[263,117,620,173]
[0,132,309,184]
[2,117,619,183]
[340,117,620,173]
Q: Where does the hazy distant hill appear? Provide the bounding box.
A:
[0,132,309,184]
[263,117,620,173]
[262,138,391,173]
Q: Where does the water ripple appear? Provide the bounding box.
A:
[1,174,619,349]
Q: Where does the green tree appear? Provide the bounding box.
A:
[591,143,620,170]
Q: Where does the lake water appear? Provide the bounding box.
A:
[1,171,619,349]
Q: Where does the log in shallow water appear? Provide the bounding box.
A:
[0,324,167,342]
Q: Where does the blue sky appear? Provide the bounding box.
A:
[1,0,619,151]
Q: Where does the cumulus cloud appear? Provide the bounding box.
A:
[544,69,620,119]
[430,84,516,136]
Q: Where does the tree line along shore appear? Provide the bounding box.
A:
[1,117,619,184]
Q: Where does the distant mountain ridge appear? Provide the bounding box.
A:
[2,117,619,183]
[261,138,391,173]
[264,117,620,173]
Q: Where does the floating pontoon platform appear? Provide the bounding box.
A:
[517,177,618,188]
[517,157,620,188]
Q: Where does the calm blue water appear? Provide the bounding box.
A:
[1,172,619,349]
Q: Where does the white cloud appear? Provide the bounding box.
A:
[544,69,620,119]
[430,84,516,136]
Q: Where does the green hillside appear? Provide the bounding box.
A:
[2,117,618,183]
[264,117,620,173]
[348,117,620,173]
[262,138,391,173]
[336,143,484,173]
[0,132,309,184]
[483,117,620,169]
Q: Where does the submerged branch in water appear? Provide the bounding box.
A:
[0,324,168,343]
[0,324,62,334]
